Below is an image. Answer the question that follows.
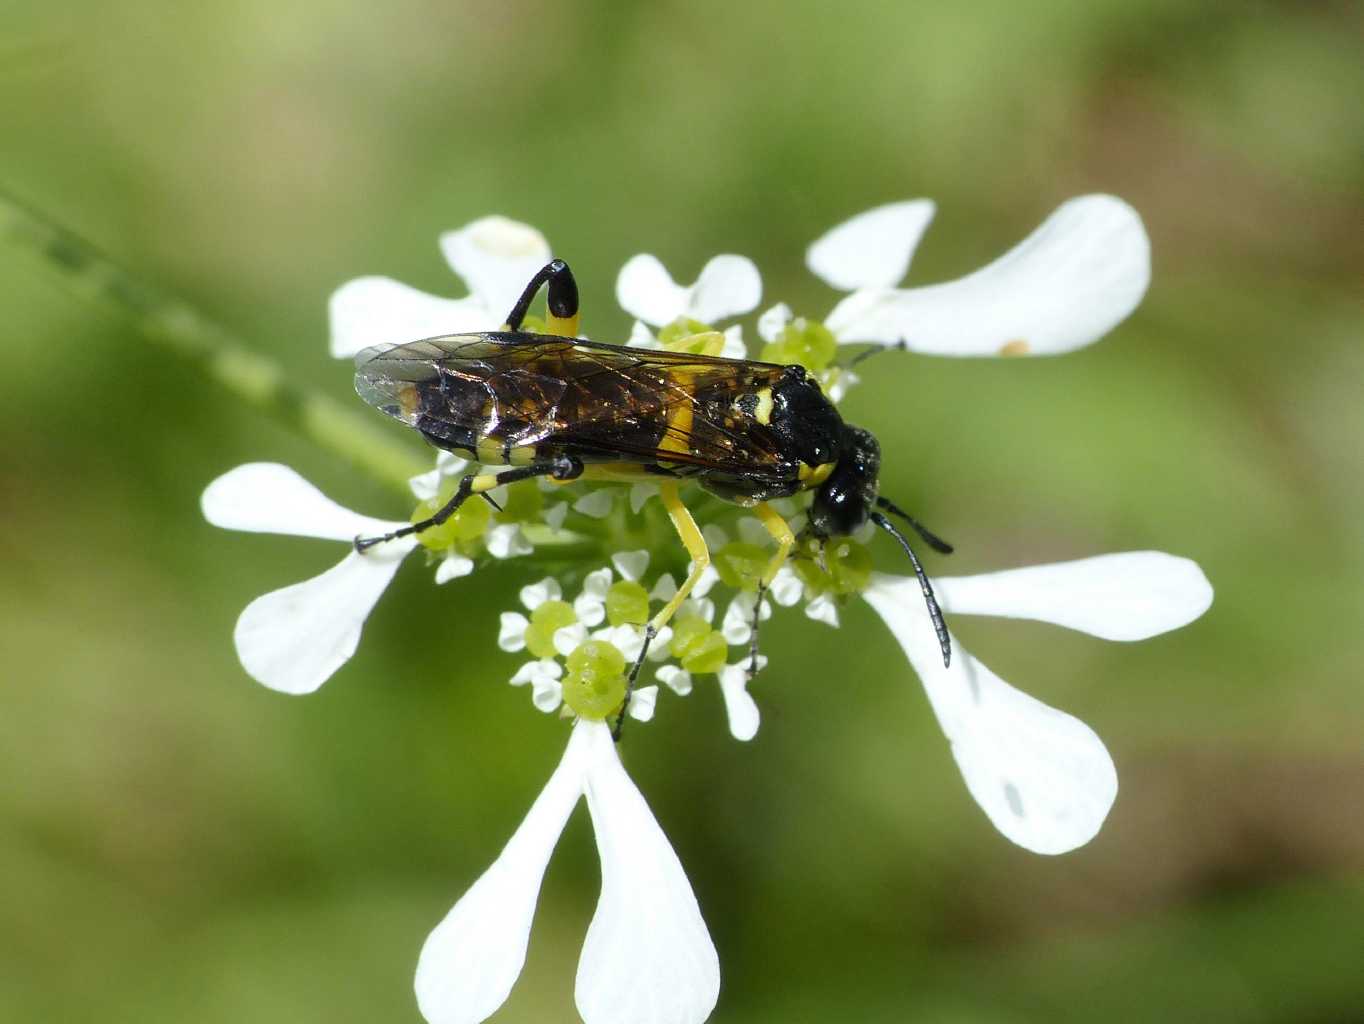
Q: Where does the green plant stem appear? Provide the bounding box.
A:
[1,189,427,491]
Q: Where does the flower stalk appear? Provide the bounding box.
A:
[0,188,427,491]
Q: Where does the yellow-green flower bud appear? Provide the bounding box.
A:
[605,580,650,626]
[669,614,727,674]
[562,640,627,720]
[659,318,727,356]
[496,481,543,524]
[410,486,490,551]
[795,537,873,596]
[713,542,768,592]
[525,599,576,659]
[760,317,837,373]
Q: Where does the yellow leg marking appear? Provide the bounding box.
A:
[547,312,581,338]
[651,481,710,632]
[469,473,504,494]
[753,502,795,587]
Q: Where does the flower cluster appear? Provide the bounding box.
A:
[203,198,1212,1024]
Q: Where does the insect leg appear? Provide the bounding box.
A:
[744,502,796,676]
[353,455,583,551]
[501,259,581,337]
[614,479,710,740]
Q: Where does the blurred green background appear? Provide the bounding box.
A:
[3,1,1362,1021]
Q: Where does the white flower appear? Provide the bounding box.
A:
[768,194,1150,359]
[615,253,761,328]
[415,720,719,1024]
[862,551,1213,854]
[329,215,552,358]
[201,463,418,694]
[717,663,761,742]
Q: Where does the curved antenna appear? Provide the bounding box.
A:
[871,511,951,668]
[876,496,954,554]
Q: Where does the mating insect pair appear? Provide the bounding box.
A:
[352,259,952,733]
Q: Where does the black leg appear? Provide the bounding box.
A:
[613,625,657,742]
[354,455,581,552]
[746,582,766,677]
[503,259,580,335]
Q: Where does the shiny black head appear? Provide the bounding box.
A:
[809,425,881,538]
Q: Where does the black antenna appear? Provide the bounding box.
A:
[876,497,954,554]
[843,338,908,370]
[871,511,951,668]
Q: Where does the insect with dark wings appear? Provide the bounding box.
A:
[353,259,952,730]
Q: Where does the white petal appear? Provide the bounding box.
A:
[691,564,720,600]
[937,552,1213,641]
[804,593,839,627]
[768,566,804,607]
[499,612,530,653]
[626,320,661,349]
[864,574,1117,854]
[576,722,719,1024]
[531,678,564,713]
[234,545,413,694]
[722,595,755,646]
[629,483,657,514]
[602,623,647,663]
[717,664,760,742]
[575,599,606,629]
[681,596,715,625]
[757,303,792,344]
[719,325,748,360]
[410,452,471,501]
[582,567,614,599]
[806,199,936,291]
[616,254,690,327]
[656,665,693,696]
[611,550,650,583]
[439,216,552,324]
[486,524,533,559]
[646,626,674,662]
[434,553,474,584]
[554,623,589,658]
[825,195,1150,357]
[415,724,588,1024]
[573,490,616,520]
[329,278,490,358]
[687,254,762,324]
[650,574,678,603]
[520,577,562,611]
[202,463,400,540]
[627,685,659,722]
[545,502,570,531]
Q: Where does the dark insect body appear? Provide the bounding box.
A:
[352,260,951,736]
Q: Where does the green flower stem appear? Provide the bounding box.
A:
[1,189,426,491]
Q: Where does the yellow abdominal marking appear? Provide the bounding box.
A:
[659,370,695,458]
[753,387,773,426]
[398,384,420,423]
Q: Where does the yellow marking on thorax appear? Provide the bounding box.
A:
[398,384,421,423]
[797,461,835,489]
[753,387,774,426]
[659,370,695,458]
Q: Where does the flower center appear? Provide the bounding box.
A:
[562,640,628,719]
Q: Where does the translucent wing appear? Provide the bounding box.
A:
[355,332,793,473]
